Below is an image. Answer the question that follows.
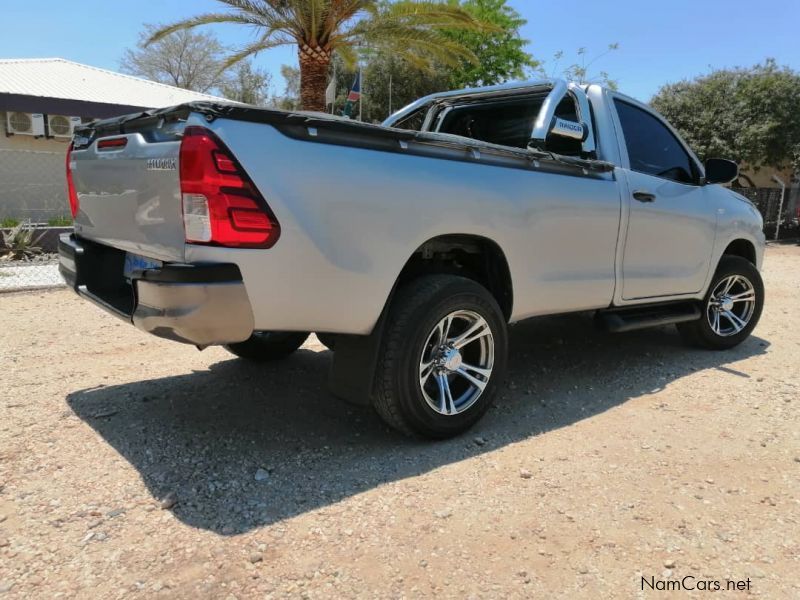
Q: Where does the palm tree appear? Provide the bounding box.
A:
[146,0,491,113]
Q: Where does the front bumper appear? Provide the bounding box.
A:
[58,234,254,346]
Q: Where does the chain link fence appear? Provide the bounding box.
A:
[0,148,70,292]
[0,148,71,223]
[0,226,65,293]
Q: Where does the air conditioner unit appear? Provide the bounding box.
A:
[6,112,46,136]
[47,115,81,138]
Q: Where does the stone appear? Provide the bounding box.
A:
[160,492,178,510]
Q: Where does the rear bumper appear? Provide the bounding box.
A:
[59,234,254,346]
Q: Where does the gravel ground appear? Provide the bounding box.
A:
[0,244,798,599]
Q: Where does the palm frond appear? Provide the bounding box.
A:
[145,13,266,45]
[338,23,478,67]
[383,32,479,67]
[220,34,296,71]
[334,0,492,69]
[335,43,360,70]
[377,0,496,32]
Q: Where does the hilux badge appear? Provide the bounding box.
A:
[146,158,177,171]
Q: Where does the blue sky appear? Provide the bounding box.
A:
[1,0,798,102]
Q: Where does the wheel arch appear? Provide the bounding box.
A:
[392,234,514,321]
[722,238,757,266]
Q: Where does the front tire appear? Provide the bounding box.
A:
[224,331,310,361]
[677,256,764,350]
[373,275,508,439]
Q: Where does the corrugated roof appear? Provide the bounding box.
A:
[0,58,230,108]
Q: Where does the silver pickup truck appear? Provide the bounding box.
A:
[59,79,765,438]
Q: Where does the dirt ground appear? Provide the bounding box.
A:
[0,244,798,599]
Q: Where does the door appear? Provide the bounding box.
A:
[613,98,717,300]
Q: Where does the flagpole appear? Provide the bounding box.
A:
[358,63,363,122]
[330,61,336,114]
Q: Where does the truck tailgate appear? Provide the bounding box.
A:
[71,131,185,262]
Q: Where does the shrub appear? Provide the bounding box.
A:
[0,222,47,261]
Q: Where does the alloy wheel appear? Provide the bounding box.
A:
[706,275,757,337]
[418,310,495,415]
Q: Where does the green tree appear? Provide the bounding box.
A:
[271,65,302,110]
[220,61,272,105]
[444,0,537,89]
[146,0,493,112]
[120,24,230,93]
[651,59,800,172]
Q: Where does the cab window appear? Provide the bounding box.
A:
[614,99,697,184]
[436,94,584,156]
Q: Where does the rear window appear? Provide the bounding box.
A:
[437,97,542,149]
[437,95,583,155]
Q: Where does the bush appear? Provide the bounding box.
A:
[1,217,21,228]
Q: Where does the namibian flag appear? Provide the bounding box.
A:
[347,71,362,102]
[342,71,361,118]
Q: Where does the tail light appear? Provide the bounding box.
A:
[97,137,128,150]
[179,126,279,249]
[66,143,79,218]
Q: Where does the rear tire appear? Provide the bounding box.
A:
[677,256,763,350]
[224,331,310,361]
[373,275,508,439]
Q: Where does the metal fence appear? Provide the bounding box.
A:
[0,148,70,292]
[0,148,70,222]
[0,224,68,292]
[732,186,796,239]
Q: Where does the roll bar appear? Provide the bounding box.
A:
[383,78,597,158]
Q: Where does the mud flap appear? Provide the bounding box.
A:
[327,313,388,407]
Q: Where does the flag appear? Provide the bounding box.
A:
[347,71,361,102]
[325,77,336,107]
[342,71,361,118]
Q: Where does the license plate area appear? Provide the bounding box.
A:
[123,252,163,279]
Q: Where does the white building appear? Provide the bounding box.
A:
[0,58,228,222]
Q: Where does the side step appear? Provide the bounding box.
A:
[596,301,701,333]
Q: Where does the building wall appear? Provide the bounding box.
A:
[0,110,72,222]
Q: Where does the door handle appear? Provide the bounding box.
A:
[633,190,656,203]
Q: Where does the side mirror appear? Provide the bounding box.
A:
[704,158,738,185]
